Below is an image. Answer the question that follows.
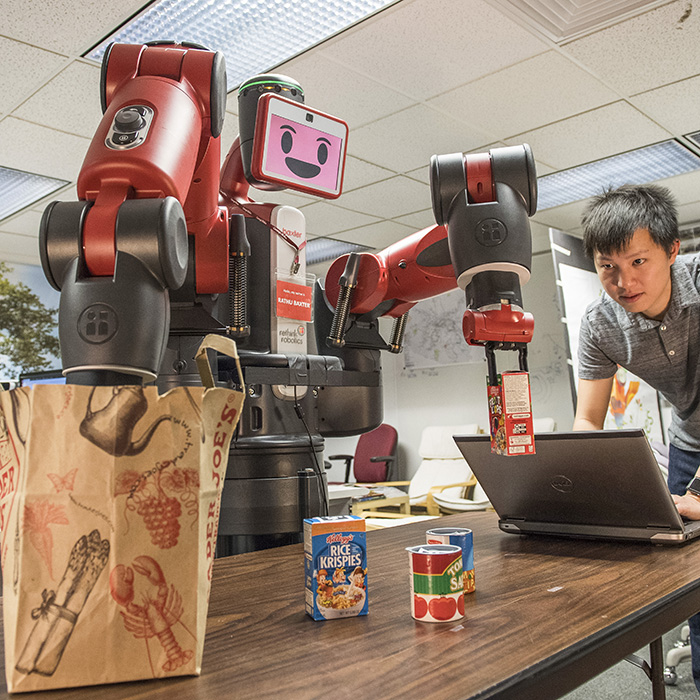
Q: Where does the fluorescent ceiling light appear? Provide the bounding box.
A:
[306,237,372,266]
[537,140,700,210]
[0,167,69,222]
[86,0,397,90]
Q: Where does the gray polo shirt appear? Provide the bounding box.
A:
[578,253,700,451]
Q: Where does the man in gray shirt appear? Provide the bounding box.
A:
[574,183,700,692]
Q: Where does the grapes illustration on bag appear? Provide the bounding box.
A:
[116,465,199,549]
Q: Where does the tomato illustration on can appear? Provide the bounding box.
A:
[406,544,464,622]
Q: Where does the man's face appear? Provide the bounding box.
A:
[593,228,680,320]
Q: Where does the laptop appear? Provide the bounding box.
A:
[453,429,700,545]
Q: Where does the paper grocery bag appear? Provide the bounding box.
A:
[0,334,244,693]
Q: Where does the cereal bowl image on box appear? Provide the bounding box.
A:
[317,581,366,620]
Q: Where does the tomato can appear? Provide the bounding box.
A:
[426,526,475,594]
[406,544,464,622]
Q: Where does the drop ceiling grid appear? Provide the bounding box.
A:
[1,0,150,55]
[2,0,700,266]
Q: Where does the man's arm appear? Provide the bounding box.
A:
[573,377,614,430]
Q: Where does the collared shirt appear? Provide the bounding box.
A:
[578,253,700,451]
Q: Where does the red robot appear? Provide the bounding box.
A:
[38,42,537,553]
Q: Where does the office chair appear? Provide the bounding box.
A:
[327,423,398,483]
[354,423,482,522]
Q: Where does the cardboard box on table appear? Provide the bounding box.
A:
[0,335,244,693]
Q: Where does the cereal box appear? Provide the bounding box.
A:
[304,515,368,620]
[487,370,535,456]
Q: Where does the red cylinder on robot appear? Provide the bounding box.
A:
[325,225,457,318]
[78,77,202,203]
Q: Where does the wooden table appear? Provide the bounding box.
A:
[2,511,700,699]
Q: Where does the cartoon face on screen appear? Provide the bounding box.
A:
[265,114,343,191]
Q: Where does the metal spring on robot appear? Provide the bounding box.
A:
[389,312,409,354]
[327,285,353,348]
[228,255,250,338]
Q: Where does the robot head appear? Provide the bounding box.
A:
[238,74,348,198]
[251,93,347,198]
[237,74,305,191]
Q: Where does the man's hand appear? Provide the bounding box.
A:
[672,493,700,520]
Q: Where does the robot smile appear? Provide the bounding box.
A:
[285,157,321,179]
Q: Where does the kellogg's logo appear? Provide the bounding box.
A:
[326,532,354,545]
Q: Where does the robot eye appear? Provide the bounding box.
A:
[317,142,328,165]
[281,130,293,154]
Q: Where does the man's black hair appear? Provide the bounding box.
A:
[581,184,679,259]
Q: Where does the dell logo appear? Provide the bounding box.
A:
[551,476,573,493]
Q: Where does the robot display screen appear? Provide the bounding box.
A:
[252,94,348,198]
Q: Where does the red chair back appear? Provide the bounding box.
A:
[353,424,398,482]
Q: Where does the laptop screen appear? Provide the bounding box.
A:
[19,370,65,387]
[453,430,683,531]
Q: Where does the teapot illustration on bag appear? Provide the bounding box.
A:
[79,386,172,456]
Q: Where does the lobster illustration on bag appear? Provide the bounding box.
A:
[110,556,194,674]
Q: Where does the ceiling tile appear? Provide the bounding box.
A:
[13,60,103,138]
[338,175,430,219]
[405,165,430,185]
[342,155,396,192]
[349,104,493,173]
[563,2,700,95]
[0,37,68,114]
[321,0,547,99]
[677,200,700,227]
[0,117,90,181]
[0,209,43,237]
[429,51,619,139]
[0,230,41,265]
[30,184,77,211]
[631,76,700,136]
[274,53,415,129]
[506,101,671,170]
[393,209,436,231]
[2,0,148,55]
[656,170,700,206]
[532,198,592,233]
[331,219,414,250]
[302,201,381,237]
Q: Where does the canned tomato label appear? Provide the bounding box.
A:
[426,526,475,594]
[406,544,464,622]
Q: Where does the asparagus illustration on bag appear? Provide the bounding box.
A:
[16,529,110,676]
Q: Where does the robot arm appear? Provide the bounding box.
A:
[322,144,537,381]
[39,42,228,385]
